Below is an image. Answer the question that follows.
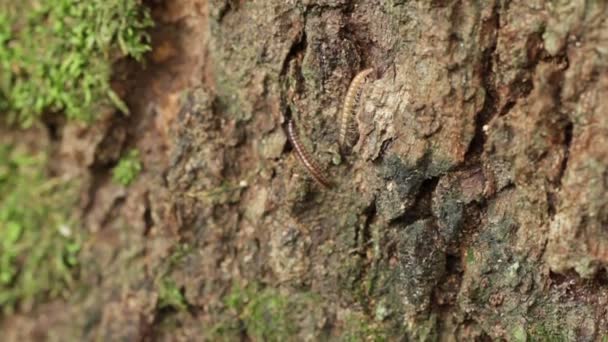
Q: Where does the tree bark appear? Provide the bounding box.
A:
[164,0,608,340]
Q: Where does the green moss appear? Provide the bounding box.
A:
[466,248,475,264]
[211,282,398,341]
[157,279,187,311]
[528,323,569,342]
[112,149,142,186]
[223,284,297,341]
[211,283,329,341]
[245,291,294,340]
[153,243,192,313]
[0,0,152,126]
[341,312,387,342]
[165,243,192,267]
[511,325,527,342]
[0,144,81,312]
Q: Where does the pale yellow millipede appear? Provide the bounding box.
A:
[338,68,374,148]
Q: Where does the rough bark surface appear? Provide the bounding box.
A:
[4,0,608,341]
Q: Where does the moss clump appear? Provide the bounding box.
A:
[210,283,327,341]
[341,312,388,342]
[0,0,153,126]
[224,284,296,341]
[466,248,475,264]
[157,278,188,311]
[528,323,570,342]
[0,144,81,312]
[510,325,527,342]
[112,149,142,186]
[210,283,395,341]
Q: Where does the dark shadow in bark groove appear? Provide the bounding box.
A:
[464,4,499,162]
[390,176,440,227]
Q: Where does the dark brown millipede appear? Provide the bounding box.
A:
[286,120,332,188]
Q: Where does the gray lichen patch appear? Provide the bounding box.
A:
[376,155,426,220]
[395,219,446,317]
[432,171,482,250]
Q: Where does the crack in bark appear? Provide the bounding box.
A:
[353,200,378,316]
[390,176,440,227]
[279,30,307,119]
[463,3,499,162]
[556,119,573,189]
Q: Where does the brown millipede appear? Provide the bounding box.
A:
[338,68,374,149]
[286,120,332,188]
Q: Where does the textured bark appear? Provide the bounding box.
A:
[4,0,608,341]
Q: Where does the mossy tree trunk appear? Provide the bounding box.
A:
[163,1,608,340]
[5,1,608,341]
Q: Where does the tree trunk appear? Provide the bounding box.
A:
[5,0,608,341]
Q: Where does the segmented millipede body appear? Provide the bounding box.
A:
[338,68,374,148]
[287,120,332,188]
